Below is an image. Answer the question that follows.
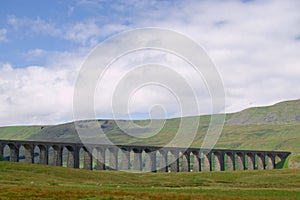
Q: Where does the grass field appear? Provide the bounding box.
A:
[0,161,299,200]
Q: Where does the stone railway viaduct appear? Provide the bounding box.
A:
[0,140,290,172]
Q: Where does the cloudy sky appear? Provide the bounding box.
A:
[0,0,300,126]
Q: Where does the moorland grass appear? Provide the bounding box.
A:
[0,161,299,199]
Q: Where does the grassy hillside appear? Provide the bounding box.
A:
[0,161,299,199]
[0,126,45,140]
[226,99,300,124]
[0,99,300,154]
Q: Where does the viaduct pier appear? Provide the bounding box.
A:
[0,140,290,172]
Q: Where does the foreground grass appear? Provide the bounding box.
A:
[0,162,299,199]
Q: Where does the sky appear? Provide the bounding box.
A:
[0,0,300,126]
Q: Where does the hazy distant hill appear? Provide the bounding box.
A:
[1,99,300,155]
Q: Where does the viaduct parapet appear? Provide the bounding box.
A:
[0,140,291,172]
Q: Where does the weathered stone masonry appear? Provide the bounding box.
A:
[0,139,290,172]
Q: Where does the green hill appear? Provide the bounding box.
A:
[225,99,300,124]
[1,99,300,156]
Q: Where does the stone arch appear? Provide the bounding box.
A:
[24,144,34,163]
[236,152,245,170]
[48,146,54,165]
[157,150,167,172]
[62,146,72,168]
[203,151,212,172]
[266,153,275,170]
[120,147,130,170]
[176,151,183,172]
[155,150,160,172]
[0,140,291,173]
[179,151,190,172]
[94,147,106,170]
[225,152,235,171]
[132,148,142,171]
[129,149,135,170]
[171,150,180,172]
[247,153,255,170]
[2,144,18,162]
[2,144,8,161]
[18,145,26,162]
[91,147,98,170]
[198,151,205,172]
[33,145,40,164]
[167,150,178,172]
[165,151,172,172]
[256,153,265,170]
[191,151,200,172]
[79,146,93,170]
[48,145,62,166]
[274,153,287,169]
[104,147,111,170]
[0,144,3,158]
[18,144,33,163]
[8,143,19,162]
[144,148,156,172]
[36,144,48,165]
[107,147,118,170]
[62,145,75,168]
[213,151,224,171]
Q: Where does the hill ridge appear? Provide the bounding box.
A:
[225,98,300,124]
[1,98,300,154]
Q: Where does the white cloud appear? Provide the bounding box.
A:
[64,20,101,45]
[0,64,73,125]
[7,15,61,37]
[92,50,211,119]
[67,6,75,16]
[63,20,128,45]
[23,49,47,60]
[0,46,88,126]
[130,0,300,112]
[86,0,300,114]
[2,0,300,125]
[0,28,8,42]
[0,63,76,126]
[7,15,128,46]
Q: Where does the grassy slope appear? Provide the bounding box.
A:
[215,124,300,152]
[0,99,300,153]
[0,126,44,140]
[0,161,300,200]
[225,99,300,124]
